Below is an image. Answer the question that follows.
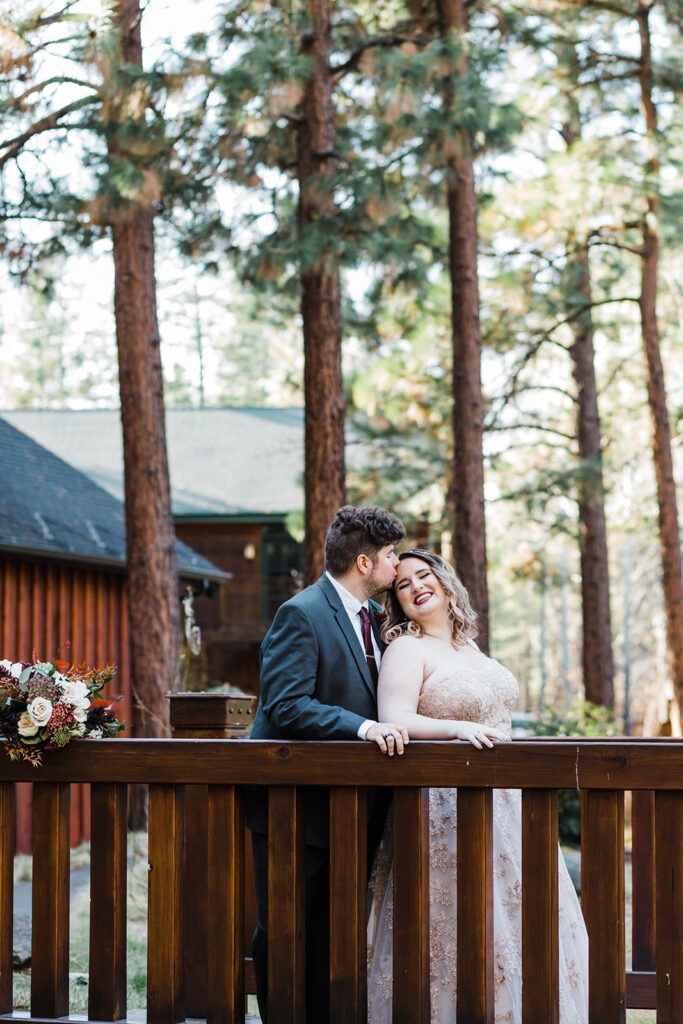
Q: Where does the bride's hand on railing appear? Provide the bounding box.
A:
[449,721,509,749]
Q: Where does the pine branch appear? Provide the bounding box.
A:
[486,295,640,429]
[0,96,100,169]
[332,34,431,77]
[11,76,100,105]
[28,0,81,29]
[588,232,644,256]
[488,422,577,441]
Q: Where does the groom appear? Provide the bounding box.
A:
[246,504,409,1023]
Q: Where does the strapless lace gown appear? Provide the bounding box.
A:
[367,649,589,1023]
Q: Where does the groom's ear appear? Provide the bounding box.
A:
[356,552,374,576]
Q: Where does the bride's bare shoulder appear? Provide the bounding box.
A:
[384,633,424,659]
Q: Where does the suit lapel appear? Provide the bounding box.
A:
[319,576,376,697]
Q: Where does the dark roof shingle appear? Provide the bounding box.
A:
[0,417,227,581]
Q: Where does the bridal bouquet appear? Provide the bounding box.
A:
[0,654,124,766]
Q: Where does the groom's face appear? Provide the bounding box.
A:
[366,544,400,597]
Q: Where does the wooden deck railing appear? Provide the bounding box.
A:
[0,738,681,1024]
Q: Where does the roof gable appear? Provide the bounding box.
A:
[1,407,304,517]
[0,417,227,581]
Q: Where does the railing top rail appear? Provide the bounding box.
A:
[0,738,681,788]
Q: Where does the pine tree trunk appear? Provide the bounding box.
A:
[568,242,615,709]
[437,0,489,651]
[110,0,180,757]
[637,8,683,721]
[297,0,345,585]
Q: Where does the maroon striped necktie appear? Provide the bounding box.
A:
[359,606,379,686]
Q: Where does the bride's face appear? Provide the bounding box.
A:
[394,557,447,622]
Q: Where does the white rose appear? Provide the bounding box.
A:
[60,680,89,707]
[28,697,53,727]
[72,722,86,737]
[17,712,39,738]
[10,663,23,679]
[72,706,88,723]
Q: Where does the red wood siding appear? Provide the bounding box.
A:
[0,556,131,851]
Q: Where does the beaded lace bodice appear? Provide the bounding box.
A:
[416,649,518,736]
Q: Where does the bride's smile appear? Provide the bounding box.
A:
[395,558,447,620]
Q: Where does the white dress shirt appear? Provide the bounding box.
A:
[325,571,380,739]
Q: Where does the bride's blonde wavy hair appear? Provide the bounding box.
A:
[381,549,478,647]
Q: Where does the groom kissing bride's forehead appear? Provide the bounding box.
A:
[246,504,409,1024]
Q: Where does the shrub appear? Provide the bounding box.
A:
[532,699,617,847]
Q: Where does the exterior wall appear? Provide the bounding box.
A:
[0,555,130,852]
[175,520,302,694]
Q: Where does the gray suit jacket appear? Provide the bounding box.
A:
[245,574,386,847]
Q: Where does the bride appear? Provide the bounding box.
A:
[367,549,588,1023]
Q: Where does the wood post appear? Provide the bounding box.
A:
[655,790,683,1023]
[329,786,367,1022]
[0,783,15,1013]
[31,782,70,1017]
[168,691,258,1012]
[267,786,306,1023]
[393,787,431,1023]
[456,788,494,1024]
[89,782,128,1021]
[522,789,559,1023]
[147,783,185,1023]
[582,790,625,1024]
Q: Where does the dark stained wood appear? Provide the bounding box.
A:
[268,787,305,1023]
[393,787,430,1023]
[207,785,245,1024]
[31,783,71,1017]
[522,789,559,1022]
[2,738,683,789]
[329,787,367,1022]
[655,790,683,1023]
[0,783,15,1012]
[89,783,127,1021]
[177,783,209,1017]
[457,788,493,1023]
[147,784,184,1023]
[626,971,656,1008]
[582,790,625,1023]
[632,789,656,971]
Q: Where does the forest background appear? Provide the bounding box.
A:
[0,0,681,741]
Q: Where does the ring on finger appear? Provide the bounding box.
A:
[384,732,393,740]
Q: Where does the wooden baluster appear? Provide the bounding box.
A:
[582,790,625,1023]
[207,784,245,1024]
[148,784,185,1024]
[522,789,559,1023]
[89,783,127,1021]
[0,783,15,1013]
[457,788,494,1024]
[631,790,655,971]
[31,782,70,1017]
[329,786,367,1023]
[655,790,683,1023]
[268,786,305,1024]
[393,787,430,1024]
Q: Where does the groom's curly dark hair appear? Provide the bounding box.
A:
[324,505,405,576]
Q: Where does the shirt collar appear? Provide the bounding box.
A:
[325,571,368,617]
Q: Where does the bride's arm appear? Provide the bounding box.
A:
[377,638,507,749]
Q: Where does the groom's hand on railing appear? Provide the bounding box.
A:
[364,722,410,756]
